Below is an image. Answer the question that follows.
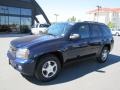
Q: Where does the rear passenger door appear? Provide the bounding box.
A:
[89,24,103,54]
[77,23,92,56]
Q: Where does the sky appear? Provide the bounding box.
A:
[36,0,120,23]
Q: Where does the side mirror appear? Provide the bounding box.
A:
[69,34,80,40]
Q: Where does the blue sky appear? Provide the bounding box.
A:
[36,0,120,22]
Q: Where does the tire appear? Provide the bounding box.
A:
[35,55,61,82]
[97,47,109,63]
[118,33,120,36]
[116,32,119,36]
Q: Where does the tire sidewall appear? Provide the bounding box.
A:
[97,47,109,63]
[35,55,61,82]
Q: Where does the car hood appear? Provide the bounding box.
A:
[11,34,58,48]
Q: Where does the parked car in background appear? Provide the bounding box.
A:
[7,21,114,82]
[111,29,120,36]
[31,24,50,35]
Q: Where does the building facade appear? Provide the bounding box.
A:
[88,8,120,30]
[0,0,50,33]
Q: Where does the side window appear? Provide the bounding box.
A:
[90,24,102,38]
[78,24,90,38]
[36,24,39,28]
[101,25,112,36]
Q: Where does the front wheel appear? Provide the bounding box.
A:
[35,55,61,82]
[97,47,109,63]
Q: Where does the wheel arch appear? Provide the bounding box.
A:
[34,51,64,70]
[104,44,111,51]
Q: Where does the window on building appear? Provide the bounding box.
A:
[9,16,20,25]
[8,7,20,15]
[21,17,32,32]
[21,17,31,26]
[0,5,32,33]
[0,6,8,14]
[0,16,9,25]
[9,16,20,32]
[0,5,32,16]
[21,8,32,16]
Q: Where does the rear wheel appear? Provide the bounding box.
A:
[97,47,109,63]
[35,55,61,82]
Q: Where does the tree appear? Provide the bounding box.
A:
[67,16,77,22]
[107,21,115,29]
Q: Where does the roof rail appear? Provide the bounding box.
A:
[83,21,106,25]
[83,21,99,23]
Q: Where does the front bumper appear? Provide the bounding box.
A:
[7,51,36,76]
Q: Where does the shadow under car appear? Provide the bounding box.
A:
[22,54,120,85]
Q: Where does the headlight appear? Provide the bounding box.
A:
[16,48,30,60]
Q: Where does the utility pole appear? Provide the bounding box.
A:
[96,5,102,22]
[54,14,59,22]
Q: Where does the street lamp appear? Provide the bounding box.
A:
[96,5,102,22]
[54,14,59,22]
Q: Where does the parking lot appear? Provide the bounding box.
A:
[0,34,120,90]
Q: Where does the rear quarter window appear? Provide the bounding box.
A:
[100,25,112,36]
[90,24,102,38]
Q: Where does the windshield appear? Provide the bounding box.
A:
[47,23,73,36]
[32,24,39,28]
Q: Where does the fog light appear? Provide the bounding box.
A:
[18,65,22,71]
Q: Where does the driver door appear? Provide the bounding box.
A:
[64,23,91,60]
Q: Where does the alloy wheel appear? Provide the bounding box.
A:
[42,61,58,78]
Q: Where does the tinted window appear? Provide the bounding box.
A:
[90,24,102,37]
[48,23,73,36]
[100,25,112,36]
[78,24,89,38]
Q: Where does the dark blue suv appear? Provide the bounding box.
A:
[7,22,114,82]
